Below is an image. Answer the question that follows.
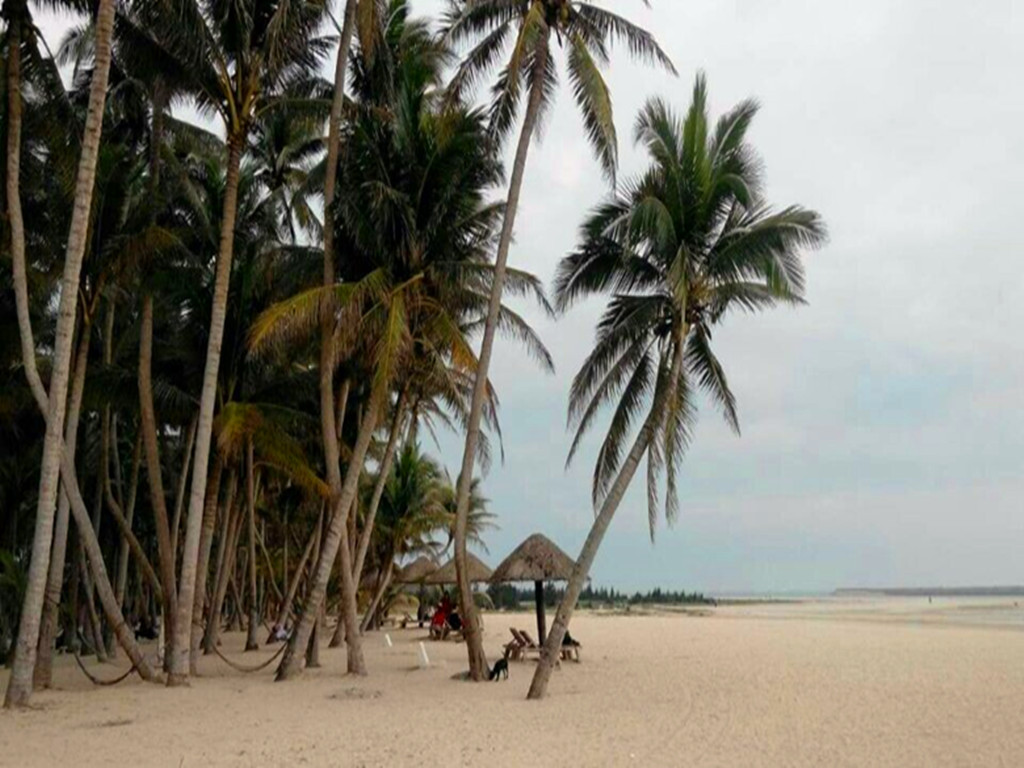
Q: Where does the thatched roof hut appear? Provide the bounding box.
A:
[490,534,576,584]
[393,556,439,585]
[424,553,493,584]
[490,533,578,645]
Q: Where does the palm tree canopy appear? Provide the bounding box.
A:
[442,0,676,179]
[555,73,826,536]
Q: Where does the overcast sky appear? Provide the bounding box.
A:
[36,1,1024,593]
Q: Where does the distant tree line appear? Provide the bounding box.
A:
[486,583,712,610]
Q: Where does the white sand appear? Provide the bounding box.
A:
[3,599,1024,766]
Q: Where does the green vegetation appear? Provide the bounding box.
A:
[1,0,821,706]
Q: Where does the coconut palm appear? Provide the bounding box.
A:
[358,442,449,627]
[257,1,550,679]
[3,0,158,706]
[526,75,826,698]
[128,0,331,685]
[441,0,676,680]
[439,472,496,554]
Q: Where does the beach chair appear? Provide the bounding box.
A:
[511,628,542,660]
[504,629,526,661]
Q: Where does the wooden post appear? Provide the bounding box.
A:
[534,580,546,645]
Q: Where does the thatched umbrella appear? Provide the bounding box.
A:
[490,533,576,645]
[424,553,493,585]
[393,556,439,585]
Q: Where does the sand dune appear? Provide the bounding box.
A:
[3,600,1024,766]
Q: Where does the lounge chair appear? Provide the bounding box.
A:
[508,628,541,660]
[503,630,524,661]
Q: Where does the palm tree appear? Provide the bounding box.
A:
[359,442,449,628]
[130,0,331,685]
[260,1,550,679]
[527,75,827,698]
[439,472,496,555]
[3,0,139,707]
[441,0,675,680]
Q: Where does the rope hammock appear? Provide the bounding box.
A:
[211,641,286,673]
[72,650,139,686]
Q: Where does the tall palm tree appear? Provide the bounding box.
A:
[441,0,675,680]
[4,0,134,707]
[260,0,550,679]
[131,0,331,685]
[527,75,827,698]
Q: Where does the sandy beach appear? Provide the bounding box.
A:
[3,597,1023,767]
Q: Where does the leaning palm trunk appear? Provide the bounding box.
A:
[115,431,143,610]
[244,439,260,651]
[139,294,179,659]
[275,0,363,680]
[275,394,382,680]
[353,392,406,582]
[34,324,92,687]
[168,137,244,685]
[322,2,359,659]
[359,562,393,633]
[529,330,686,699]
[171,417,199,563]
[4,0,120,707]
[204,478,242,655]
[331,393,405,647]
[271,510,320,639]
[190,459,226,670]
[452,28,552,682]
[527,414,655,698]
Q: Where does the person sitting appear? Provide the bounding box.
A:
[429,596,450,640]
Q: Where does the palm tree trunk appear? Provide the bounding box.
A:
[526,417,653,698]
[275,0,362,681]
[4,0,119,706]
[321,0,357,281]
[139,293,179,655]
[528,327,686,700]
[318,0,359,656]
[276,393,382,680]
[257,523,283,606]
[82,476,108,662]
[452,28,552,682]
[171,416,199,564]
[34,323,92,687]
[353,392,406,582]
[78,548,106,661]
[359,562,393,633]
[271,509,320,639]
[169,135,244,685]
[190,458,225,671]
[115,430,143,610]
[335,378,350,445]
[328,496,358,648]
[244,439,260,651]
[304,517,325,669]
[204,477,241,655]
[102,460,164,603]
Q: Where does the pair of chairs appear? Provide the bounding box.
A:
[503,627,581,663]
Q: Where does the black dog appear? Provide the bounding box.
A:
[488,652,509,681]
